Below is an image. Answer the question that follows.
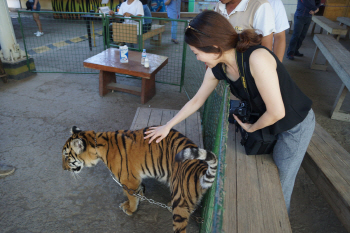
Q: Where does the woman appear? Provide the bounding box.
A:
[144,11,315,214]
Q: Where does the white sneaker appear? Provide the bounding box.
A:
[34,31,40,35]
[35,31,44,37]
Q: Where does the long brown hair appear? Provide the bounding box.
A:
[184,11,262,56]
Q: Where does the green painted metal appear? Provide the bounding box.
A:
[17,11,31,72]
[183,44,230,232]
[17,11,189,90]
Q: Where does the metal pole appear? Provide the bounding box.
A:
[0,0,26,62]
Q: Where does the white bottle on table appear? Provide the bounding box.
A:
[141,49,146,65]
[144,56,149,68]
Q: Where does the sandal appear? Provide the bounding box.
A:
[171,39,179,44]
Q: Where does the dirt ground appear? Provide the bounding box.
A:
[1,10,350,233]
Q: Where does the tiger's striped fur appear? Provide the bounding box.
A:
[62,126,217,233]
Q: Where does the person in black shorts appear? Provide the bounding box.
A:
[28,0,43,36]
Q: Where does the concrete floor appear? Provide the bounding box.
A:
[1,9,350,233]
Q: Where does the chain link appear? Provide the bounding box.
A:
[111,174,204,223]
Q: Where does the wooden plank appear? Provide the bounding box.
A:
[331,84,350,122]
[313,123,350,177]
[83,48,168,79]
[172,110,186,137]
[107,83,141,96]
[223,124,291,233]
[148,108,163,127]
[256,155,292,233]
[223,124,237,233]
[305,133,350,204]
[143,25,165,40]
[185,113,201,148]
[313,34,350,91]
[130,107,141,131]
[312,16,348,35]
[131,107,152,130]
[302,154,350,232]
[236,130,264,233]
[151,12,199,18]
[337,17,350,27]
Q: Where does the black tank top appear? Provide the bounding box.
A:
[212,45,312,135]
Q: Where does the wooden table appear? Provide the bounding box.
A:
[83,48,168,104]
[337,17,350,39]
[311,16,348,41]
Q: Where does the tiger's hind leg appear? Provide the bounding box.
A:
[172,204,191,233]
[119,182,145,216]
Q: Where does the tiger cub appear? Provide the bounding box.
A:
[62,126,217,233]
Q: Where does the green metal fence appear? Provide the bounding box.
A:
[18,11,107,73]
[17,11,188,88]
[106,16,188,87]
[183,46,230,232]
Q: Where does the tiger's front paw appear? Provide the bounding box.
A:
[119,200,134,216]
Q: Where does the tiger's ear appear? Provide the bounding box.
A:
[70,126,82,135]
[71,139,85,154]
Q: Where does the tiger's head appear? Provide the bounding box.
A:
[62,126,100,173]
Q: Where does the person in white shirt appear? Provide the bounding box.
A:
[268,0,290,62]
[215,0,275,51]
[109,0,144,25]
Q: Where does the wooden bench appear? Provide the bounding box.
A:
[151,12,199,19]
[83,48,168,104]
[130,107,203,147]
[337,17,350,39]
[311,16,348,41]
[223,124,292,233]
[112,23,165,48]
[302,123,350,232]
[310,34,350,122]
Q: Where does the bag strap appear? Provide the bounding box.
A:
[235,51,253,113]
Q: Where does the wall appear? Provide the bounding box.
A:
[7,0,21,8]
[323,0,350,20]
[282,0,297,22]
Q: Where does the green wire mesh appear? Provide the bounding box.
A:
[183,46,230,233]
[18,11,107,73]
[17,11,188,88]
[107,16,188,87]
[200,81,230,233]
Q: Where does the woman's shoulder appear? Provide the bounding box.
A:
[249,47,275,64]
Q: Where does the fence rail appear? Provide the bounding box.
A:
[17,11,189,89]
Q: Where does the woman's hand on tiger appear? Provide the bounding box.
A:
[144,125,171,144]
[233,114,254,133]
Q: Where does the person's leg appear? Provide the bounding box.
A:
[33,13,43,32]
[295,17,312,54]
[171,20,178,43]
[142,23,152,34]
[273,109,315,214]
[286,15,304,57]
[33,2,43,33]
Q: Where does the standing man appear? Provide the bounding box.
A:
[268,0,290,62]
[286,0,320,60]
[29,0,43,37]
[214,0,275,51]
[165,0,181,44]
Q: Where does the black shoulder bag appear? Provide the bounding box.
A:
[233,51,277,155]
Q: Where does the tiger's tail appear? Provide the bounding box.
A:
[175,148,217,189]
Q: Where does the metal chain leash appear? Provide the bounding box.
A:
[110,174,172,212]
